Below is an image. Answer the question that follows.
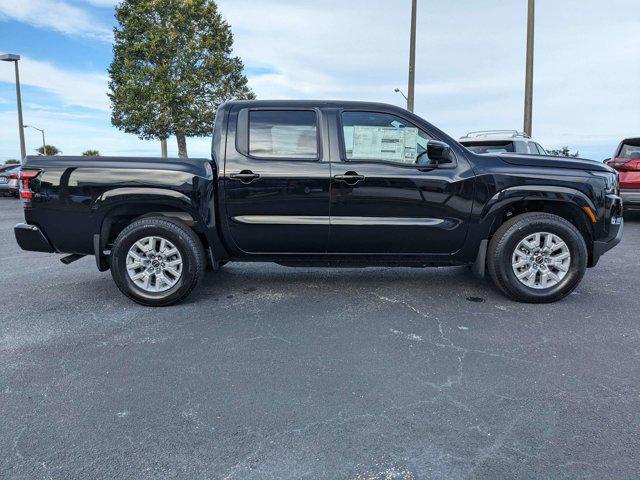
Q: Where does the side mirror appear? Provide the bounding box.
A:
[427,140,456,166]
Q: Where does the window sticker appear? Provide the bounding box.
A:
[351,126,419,163]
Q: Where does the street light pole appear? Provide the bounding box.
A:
[24,125,46,155]
[394,88,409,103]
[523,0,535,136]
[1,54,26,160]
[406,0,417,112]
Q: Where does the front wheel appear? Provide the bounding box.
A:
[487,212,587,303]
[110,217,206,306]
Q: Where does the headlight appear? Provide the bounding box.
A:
[594,172,618,195]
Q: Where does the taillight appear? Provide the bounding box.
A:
[608,158,640,172]
[8,173,18,180]
[19,169,42,207]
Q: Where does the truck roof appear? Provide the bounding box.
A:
[222,99,411,113]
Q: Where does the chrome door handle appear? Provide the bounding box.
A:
[334,172,365,185]
[229,170,260,184]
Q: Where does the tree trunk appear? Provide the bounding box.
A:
[160,138,168,158]
[176,133,188,158]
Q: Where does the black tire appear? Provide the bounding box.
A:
[487,212,587,303]
[110,217,206,307]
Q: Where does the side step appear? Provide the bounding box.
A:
[60,254,85,265]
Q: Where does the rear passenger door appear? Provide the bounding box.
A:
[223,107,331,254]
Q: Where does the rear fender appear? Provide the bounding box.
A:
[92,187,225,265]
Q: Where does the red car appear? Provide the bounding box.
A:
[607,137,640,210]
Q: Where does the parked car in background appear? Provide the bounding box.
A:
[607,137,640,210]
[0,166,20,197]
[459,130,547,155]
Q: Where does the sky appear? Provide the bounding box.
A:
[0,0,638,162]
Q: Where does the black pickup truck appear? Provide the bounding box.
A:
[14,100,623,306]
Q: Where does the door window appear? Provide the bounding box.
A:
[249,110,318,159]
[463,141,514,154]
[341,112,432,165]
[526,142,539,154]
[514,141,529,154]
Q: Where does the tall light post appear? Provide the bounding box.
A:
[406,0,417,112]
[523,0,535,136]
[24,125,46,155]
[1,54,26,160]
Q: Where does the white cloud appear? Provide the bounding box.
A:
[219,0,640,154]
[0,108,213,159]
[1,0,638,161]
[0,0,112,41]
[0,56,109,111]
[72,0,119,6]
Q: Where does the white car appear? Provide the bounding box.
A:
[459,130,547,155]
[0,166,20,197]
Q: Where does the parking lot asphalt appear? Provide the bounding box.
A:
[1,196,639,479]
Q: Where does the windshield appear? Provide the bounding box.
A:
[617,142,640,159]
[462,141,515,154]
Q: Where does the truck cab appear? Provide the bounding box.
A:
[218,101,474,259]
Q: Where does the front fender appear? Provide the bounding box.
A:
[481,185,597,226]
[459,184,597,271]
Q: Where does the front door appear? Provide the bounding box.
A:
[328,110,474,255]
[224,107,330,254]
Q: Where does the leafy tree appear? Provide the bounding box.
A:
[108,0,255,158]
[4,159,19,165]
[548,146,579,158]
[36,145,61,156]
[82,150,101,157]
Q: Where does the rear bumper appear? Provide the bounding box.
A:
[591,217,623,266]
[0,183,18,195]
[620,189,640,207]
[14,223,55,253]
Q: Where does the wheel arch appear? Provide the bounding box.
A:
[91,188,225,270]
[471,185,598,275]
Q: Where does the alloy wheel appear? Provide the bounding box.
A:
[511,231,571,289]
[126,236,183,293]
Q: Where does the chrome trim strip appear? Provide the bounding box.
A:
[232,215,444,226]
[620,189,640,204]
[233,215,330,225]
[331,216,445,226]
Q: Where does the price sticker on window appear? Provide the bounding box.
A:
[352,126,418,163]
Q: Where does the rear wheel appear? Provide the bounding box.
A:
[487,212,587,303]
[110,217,205,306]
